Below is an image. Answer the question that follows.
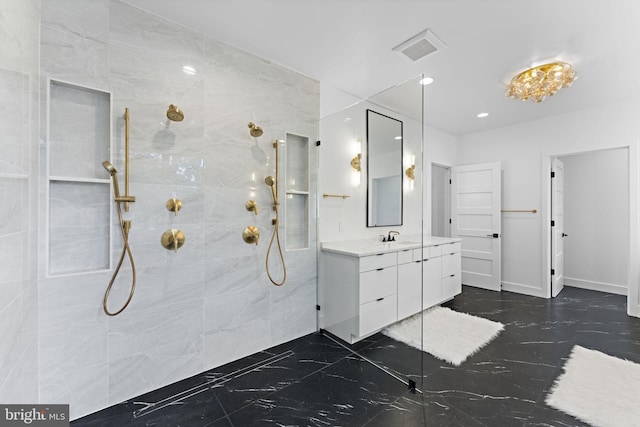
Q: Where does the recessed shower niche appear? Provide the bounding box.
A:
[46,79,112,276]
[285,132,310,250]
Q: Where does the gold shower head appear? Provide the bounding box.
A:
[265,176,275,187]
[167,104,184,122]
[248,122,263,137]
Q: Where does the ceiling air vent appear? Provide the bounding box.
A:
[393,29,446,62]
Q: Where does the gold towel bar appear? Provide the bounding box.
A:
[501,209,537,213]
[323,193,350,199]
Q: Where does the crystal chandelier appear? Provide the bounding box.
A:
[505,62,577,103]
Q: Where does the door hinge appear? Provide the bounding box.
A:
[551,171,555,178]
[316,305,321,311]
[551,220,555,226]
[449,218,452,224]
[551,269,555,275]
[315,140,321,146]
[449,179,452,184]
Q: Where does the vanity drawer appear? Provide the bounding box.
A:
[442,274,462,300]
[359,252,397,272]
[397,248,413,264]
[441,242,461,255]
[413,245,441,261]
[359,294,397,337]
[359,266,397,304]
[441,251,461,278]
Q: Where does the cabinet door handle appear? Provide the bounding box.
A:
[376,268,384,271]
[415,260,422,263]
[423,258,429,262]
[450,274,455,277]
[376,297,384,302]
[376,253,384,256]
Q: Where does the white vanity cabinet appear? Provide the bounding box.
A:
[321,250,398,344]
[440,242,462,300]
[320,237,462,344]
[397,249,421,319]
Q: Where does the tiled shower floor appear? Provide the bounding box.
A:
[72,286,640,426]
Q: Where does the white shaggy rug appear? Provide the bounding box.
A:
[546,345,640,427]
[383,306,504,366]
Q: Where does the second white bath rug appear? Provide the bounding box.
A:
[546,345,640,427]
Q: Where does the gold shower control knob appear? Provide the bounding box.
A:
[161,229,185,252]
[242,226,260,245]
[166,198,182,216]
[245,199,258,215]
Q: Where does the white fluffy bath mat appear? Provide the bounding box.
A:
[383,306,504,366]
[546,345,640,427]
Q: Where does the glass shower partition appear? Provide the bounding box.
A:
[317,75,429,398]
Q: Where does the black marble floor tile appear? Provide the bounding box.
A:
[73,285,640,426]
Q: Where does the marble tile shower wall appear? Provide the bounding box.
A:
[0,0,40,404]
[38,0,319,420]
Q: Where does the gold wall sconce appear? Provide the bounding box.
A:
[161,229,185,252]
[405,164,415,180]
[166,198,182,216]
[350,139,362,187]
[350,153,362,172]
[242,225,260,245]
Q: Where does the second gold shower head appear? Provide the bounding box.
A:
[167,104,184,122]
[248,122,263,137]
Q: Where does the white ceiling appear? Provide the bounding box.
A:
[123,0,640,136]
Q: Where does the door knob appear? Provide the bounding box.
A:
[486,233,500,238]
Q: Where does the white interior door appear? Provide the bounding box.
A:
[551,158,565,297]
[451,162,502,291]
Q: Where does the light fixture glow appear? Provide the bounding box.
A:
[182,65,197,75]
[506,62,577,103]
[394,136,402,140]
[477,112,489,118]
[419,77,434,85]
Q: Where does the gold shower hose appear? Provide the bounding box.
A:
[103,198,136,316]
[266,174,286,287]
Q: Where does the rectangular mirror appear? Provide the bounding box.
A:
[366,109,403,227]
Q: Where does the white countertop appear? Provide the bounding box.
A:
[321,236,462,257]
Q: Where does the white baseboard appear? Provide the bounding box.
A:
[500,281,547,298]
[564,277,627,296]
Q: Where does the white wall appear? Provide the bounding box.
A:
[562,149,629,295]
[457,101,640,317]
[0,0,40,404]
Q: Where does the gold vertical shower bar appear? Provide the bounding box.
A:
[273,140,279,204]
[124,108,132,212]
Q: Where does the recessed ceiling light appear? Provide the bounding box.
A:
[182,65,196,75]
[477,112,489,118]
[419,77,434,85]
